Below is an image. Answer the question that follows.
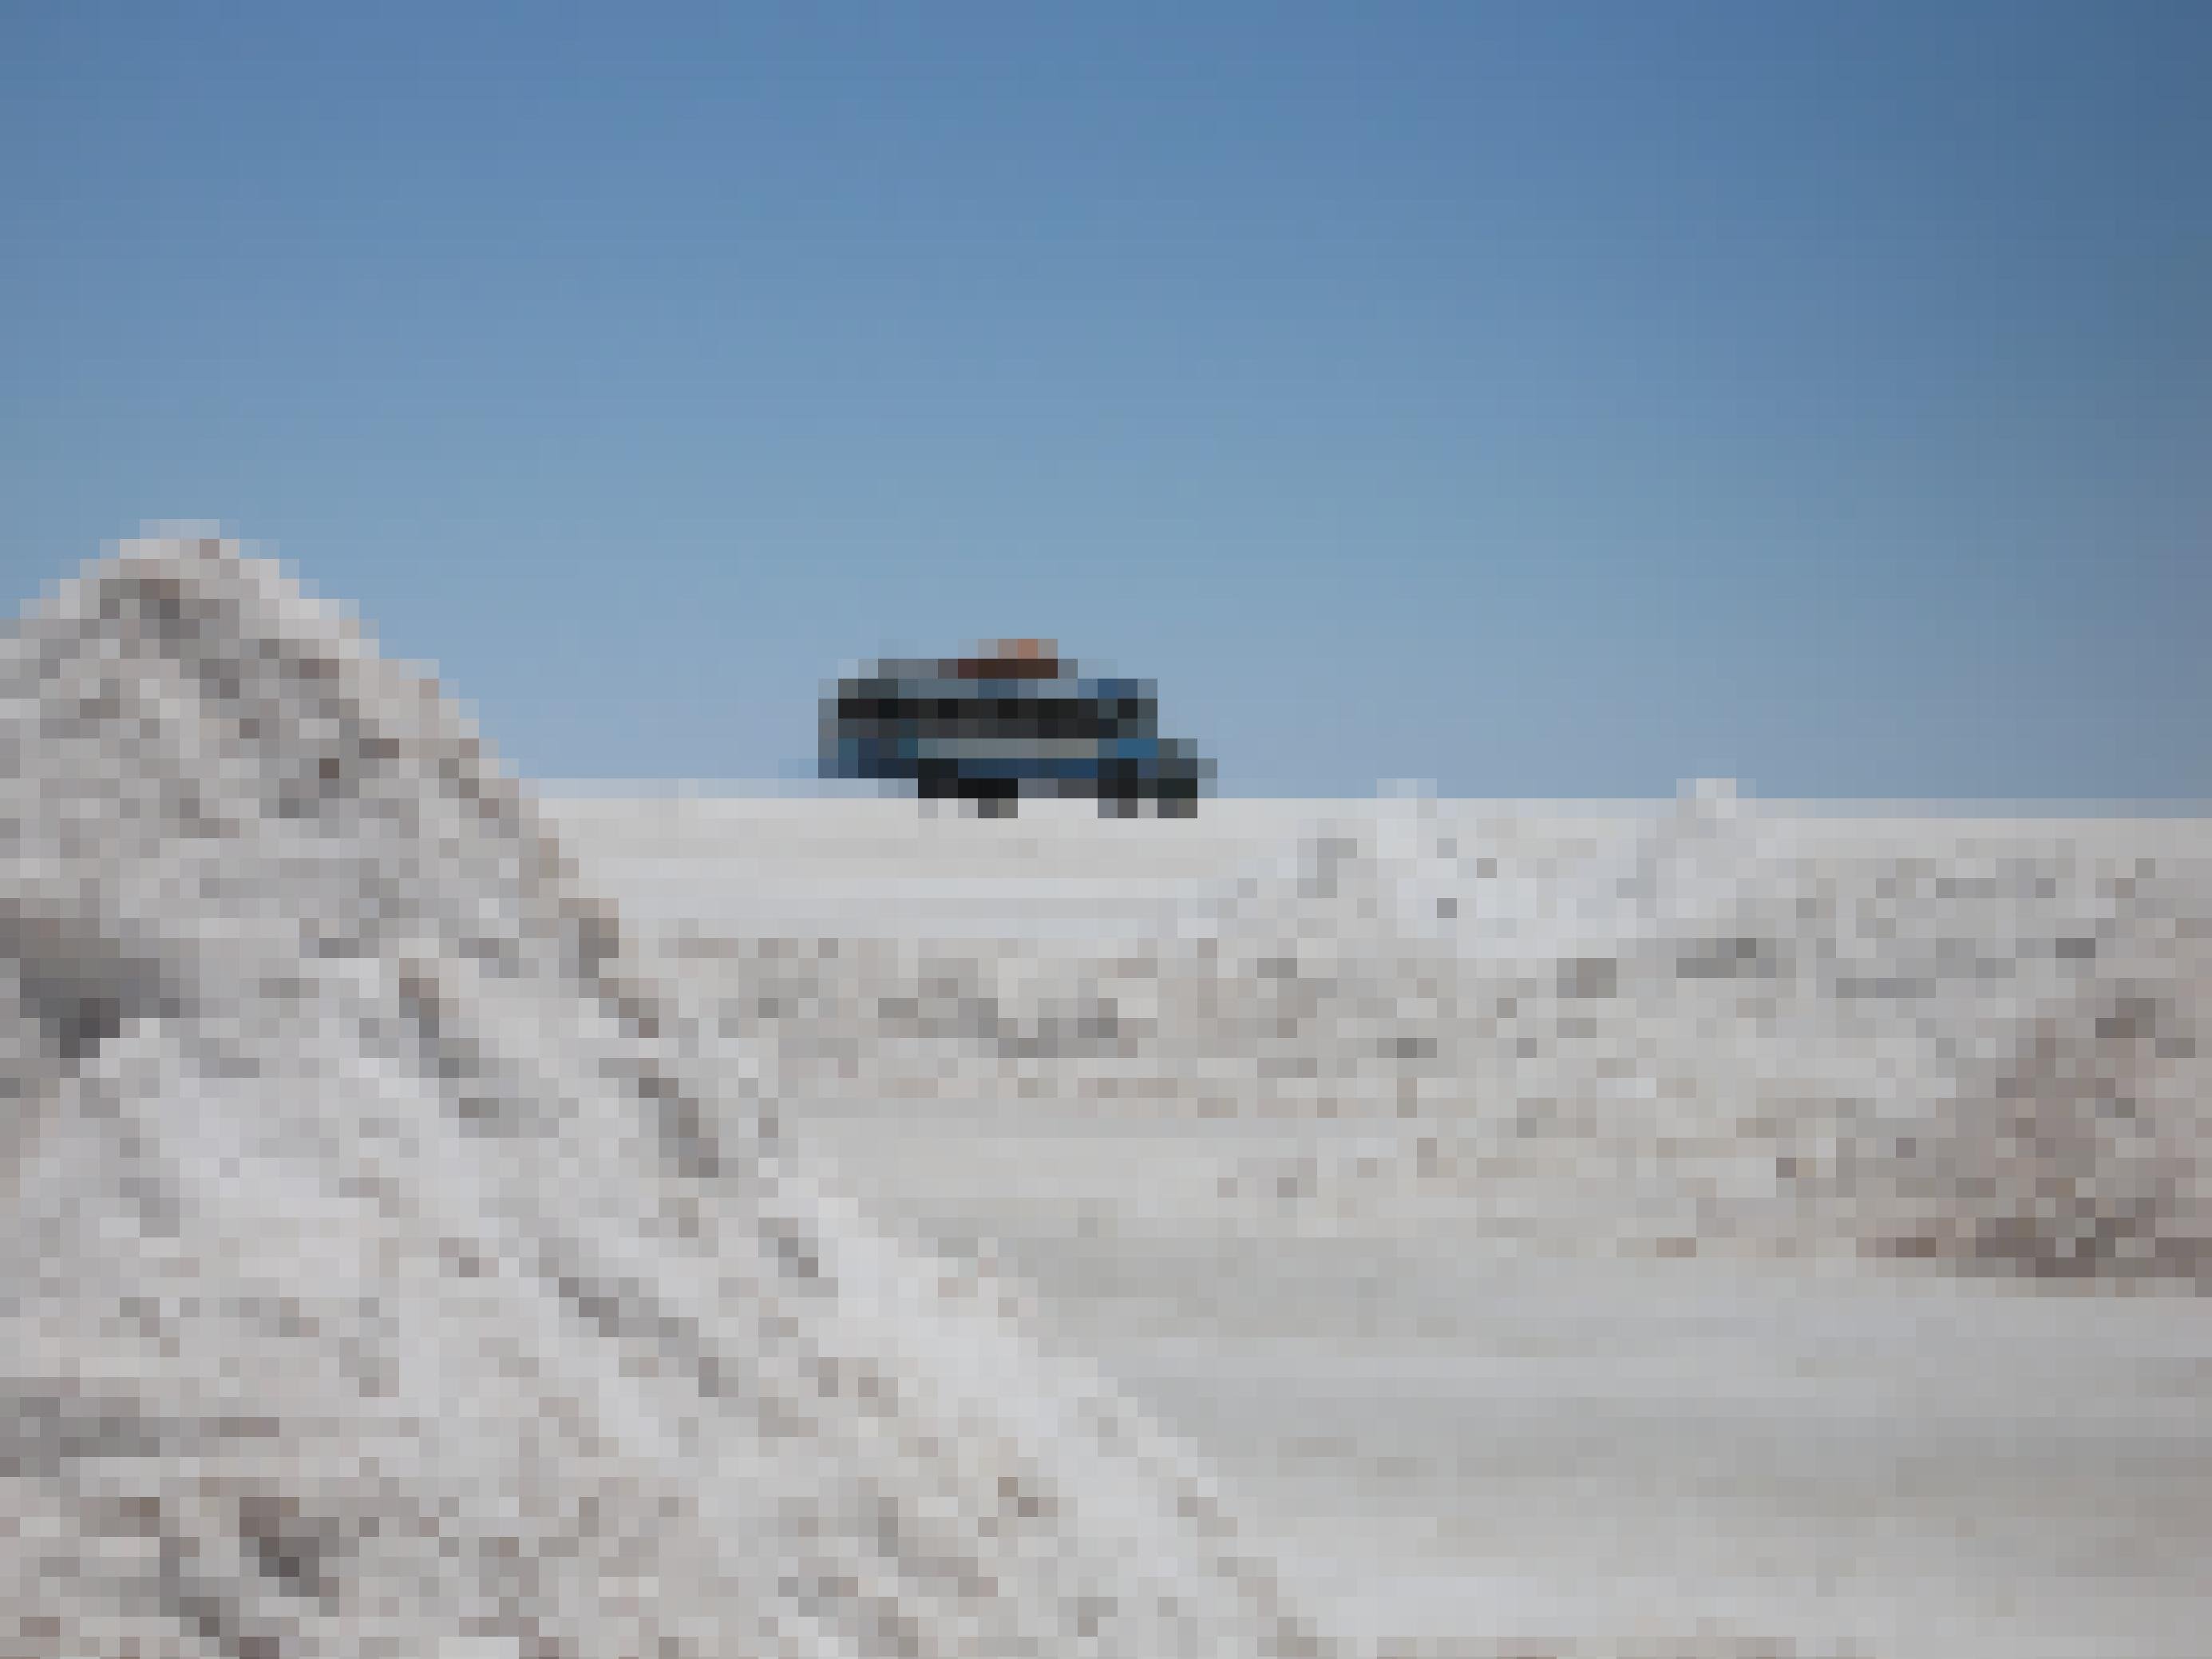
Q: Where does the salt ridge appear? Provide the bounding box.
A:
[1,536,1335,1658]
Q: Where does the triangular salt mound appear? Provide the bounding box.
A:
[1,537,1333,1657]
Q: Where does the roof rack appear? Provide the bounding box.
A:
[950,637,1062,681]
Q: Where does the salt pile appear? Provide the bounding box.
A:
[0,537,1335,1657]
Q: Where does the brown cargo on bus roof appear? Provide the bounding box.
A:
[952,638,1062,680]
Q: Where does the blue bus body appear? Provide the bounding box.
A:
[821,657,1209,815]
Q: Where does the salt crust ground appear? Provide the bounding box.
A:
[6,535,2209,1659]
[551,786,2212,1657]
[559,786,2212,1284]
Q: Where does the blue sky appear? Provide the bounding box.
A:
[4,2,2206,798]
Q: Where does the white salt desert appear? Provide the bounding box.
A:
[6,535,2209,1659]
[550,787,2212,1657]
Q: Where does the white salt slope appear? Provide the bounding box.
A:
[0,536,1336,1658]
